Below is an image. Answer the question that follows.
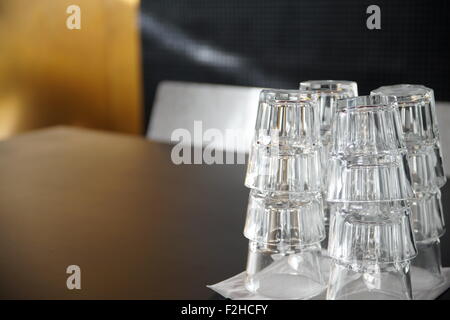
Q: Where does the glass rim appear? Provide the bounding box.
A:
[371,84,434,105]
[259,89,316,107]
[250,189,322,201]
[299,80,357,95]
[247,240,321,251]
[337,95,398,111]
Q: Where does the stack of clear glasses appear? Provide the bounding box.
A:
[298,81,358,244]
[326,95,417,300]
[371,85,446,291]
[243,89,327,299]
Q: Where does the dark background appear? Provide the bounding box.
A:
[140,0,450,129]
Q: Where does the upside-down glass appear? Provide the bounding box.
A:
[410,188,445,242]
[410,238,445,291]
[245,89,322,193]
[371,85,447,290]
[299,81,358,226]
[244,190,325,245]
[327,202,417,300]
[328,202,417,264]
[244,190,326,299]
[327,95,414,203]
[327,260,413,300]
[371,84,446,188]
[409,188,446,290]
[406,146,442,194]
[299,80,358,141]
[246,241,326,299]
[326,95,416,300]
[243,89,326,299]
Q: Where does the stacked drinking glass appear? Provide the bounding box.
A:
[243,89,326,299]
[326,95,417,300]
[371,85,446,291]
[298,81,358,236]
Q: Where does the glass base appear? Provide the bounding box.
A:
[245,241,326,299]
[246,273,325,300]
[327,260,413,300]
[411,239,445,291]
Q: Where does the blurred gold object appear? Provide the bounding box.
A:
[0,0,143,139]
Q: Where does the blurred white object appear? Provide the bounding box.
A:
[147,81,262,154]
[147,81,450,174]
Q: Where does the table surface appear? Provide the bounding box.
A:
[0,126,449,299]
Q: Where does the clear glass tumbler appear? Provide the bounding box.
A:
[244,190,325,245]
[327,202,417,300]
[243,190,326,299]
[299,80,358,226]
[325,95,417,300]
[327,260,413,300]
[245,89,322,193]
[409,189,446,290]
[407,146,441,194]
[299,80,358,141]
[330,95,405,159]
[245,241,326,299]
[371,85,447,291]
[410,238,445,291]
[244,190,325,246]
[328,202,417,265]
[410,188,445,242]
[327,95,414,203]
[371,84,446,188]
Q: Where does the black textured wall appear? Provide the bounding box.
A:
[141,0,450,129]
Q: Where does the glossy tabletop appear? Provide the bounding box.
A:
[0,127,448,299]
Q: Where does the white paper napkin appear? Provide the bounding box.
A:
[208,256,450,300]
